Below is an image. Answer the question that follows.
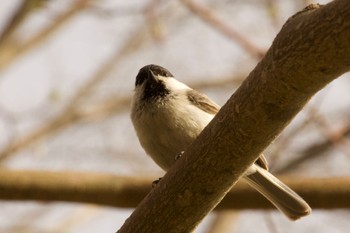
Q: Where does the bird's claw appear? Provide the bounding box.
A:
[175,151,185,161]
[152,177,162,188]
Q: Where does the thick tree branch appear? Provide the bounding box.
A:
[0,170,349,210]
[118,1,350,232]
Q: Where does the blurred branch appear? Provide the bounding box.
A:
[0,0,90,70]
[264,0,280,28]
[204,211,238,233]
[87,4,143,17]
[268,97,327,171]
[181,0,266,59]
[310,106,350,157]
[0,0,46,47]
[189,73,245,89]
[144,0,165,42]
[264,214,279,233]
[275,120,350,173]
[269,82,350,174]
[0,170,350,209]
[0,95,130,162]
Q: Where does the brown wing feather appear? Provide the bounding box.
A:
[255,154,269,170]
[187,89,269,170]
[187,89,220,115]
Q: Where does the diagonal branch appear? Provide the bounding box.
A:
[0,0,90,70]
[181,0,266,59]
[118,1,350,232]
[275,120,350,174]
[0,0,45,47]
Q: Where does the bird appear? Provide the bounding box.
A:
[130,64,311,220]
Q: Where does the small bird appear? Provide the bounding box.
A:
[130,64,311,220]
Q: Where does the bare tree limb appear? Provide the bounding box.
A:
[203,211,238,233]
[117,1,350,232]
[181,0,266,59]
[0,0,90,70]
[0,0,47,47]
[275,120,350,173]
[0,170,349,210]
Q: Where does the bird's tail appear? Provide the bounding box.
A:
[244,165,311,220]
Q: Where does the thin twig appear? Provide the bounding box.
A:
[275,118,350,174]
[0,0,46,47]
[0,0,90,70]
[204,211,238,233]
[181,0,266,59]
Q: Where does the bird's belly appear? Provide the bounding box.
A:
[139,118,198,170]
[132,98,214,171]
[137,113,211,170]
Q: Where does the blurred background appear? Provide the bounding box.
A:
[1,0,350,232]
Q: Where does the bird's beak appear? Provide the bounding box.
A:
[148,70,158,83]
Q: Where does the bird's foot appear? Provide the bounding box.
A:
[175,151,185,161]
[152,177,162,188]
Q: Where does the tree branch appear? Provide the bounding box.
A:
[0,0,90,70]
[181,0,266,59]
[0,170,349,210]
[0,0,45,47]
[117,1,350,232]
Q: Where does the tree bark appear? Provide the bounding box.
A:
[117,1,350,232]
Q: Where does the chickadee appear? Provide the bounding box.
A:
[131,64,311,220]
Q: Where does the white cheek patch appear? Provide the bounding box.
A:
[158,76,191,91]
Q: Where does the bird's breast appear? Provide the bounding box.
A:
[132,97,214,170]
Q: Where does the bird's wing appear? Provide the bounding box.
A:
[187,89,268,171]
[186,89,220,115]
[255,154,269,170]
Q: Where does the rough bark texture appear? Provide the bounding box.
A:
[118,1,350,232]
[1,170,350,210]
